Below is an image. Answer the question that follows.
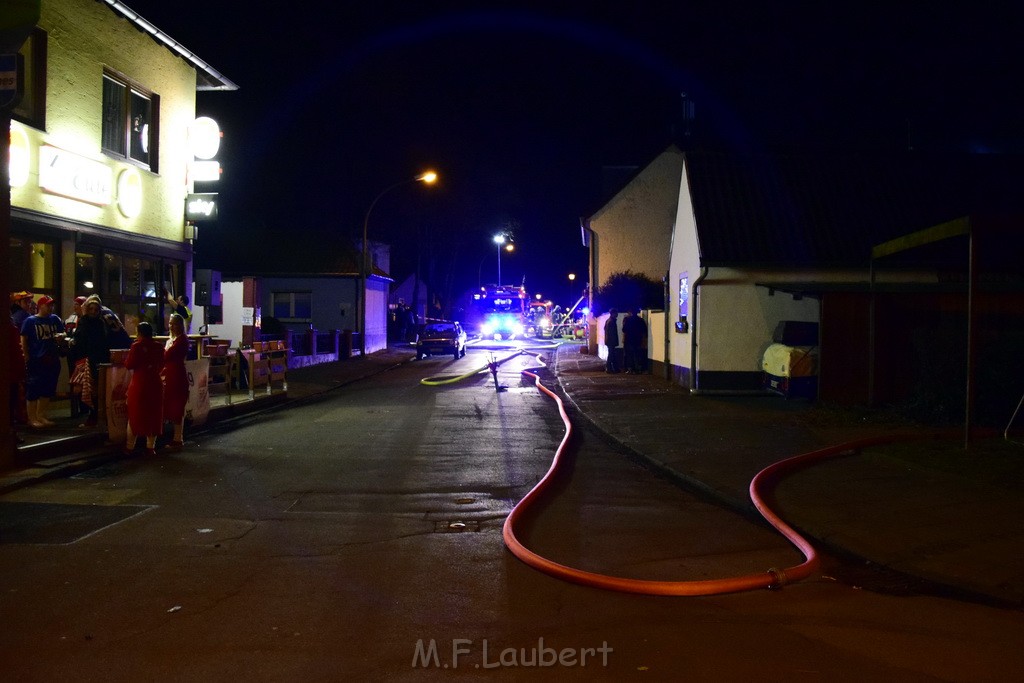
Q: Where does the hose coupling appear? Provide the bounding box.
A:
[766,567,788,589]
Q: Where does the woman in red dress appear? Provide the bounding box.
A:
[162,313,190,451]
[124,321,163,455]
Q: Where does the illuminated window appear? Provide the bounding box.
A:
[13,28,46,130]
[9,237,56,293]
[273,292,312,322]
[101,72,159,171]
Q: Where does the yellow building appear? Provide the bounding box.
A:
[8,0,234,332]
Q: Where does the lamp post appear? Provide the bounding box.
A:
[359,171,437,357]
[493,234,514,286]
[568,272,576,303]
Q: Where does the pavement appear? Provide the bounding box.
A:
[4,340,1023,609]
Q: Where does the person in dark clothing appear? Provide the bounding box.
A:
[622,309,648,374]
[70,295,127,427]
[65,296,88,416]
[603,308,620,373]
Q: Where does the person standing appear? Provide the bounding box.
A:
[9,291,34,426]
[162,313,189,451]
[70,295,116,427]
[10,290,34,329]
[622,309,648,374]
[65,296,88,417]
[20,295,65,428]
[123,321,164,456]
[8,319,26,443]
[603,308,620,374]
[165,290,192,333]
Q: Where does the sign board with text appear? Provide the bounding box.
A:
[0,53,23,109]
[185,192,218,220]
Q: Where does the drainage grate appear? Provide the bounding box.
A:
[433,520,481,533]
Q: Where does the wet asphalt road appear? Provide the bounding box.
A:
[1,344,1022,681]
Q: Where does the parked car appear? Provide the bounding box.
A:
[416,321,468,360]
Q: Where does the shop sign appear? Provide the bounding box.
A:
[185,192,218,220]
[8,121,29,186]
[39,145,112,205]
[188,117,221,160]
[117,167,142,217]
[189,159,221,182]
[1,53,22,109]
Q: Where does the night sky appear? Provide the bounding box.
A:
[121,1,1024,307]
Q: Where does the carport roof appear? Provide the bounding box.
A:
[684,151,1024,269]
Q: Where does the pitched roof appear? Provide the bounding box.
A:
[217,239,390,280]
[684,151,1024,268]
[98,0,238,91]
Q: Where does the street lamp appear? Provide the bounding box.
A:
[568,272,576,303]
[359,170,438,357]
[494,234,514,286]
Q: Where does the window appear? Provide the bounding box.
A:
[273,292,312,322]
[75,251,99,297]
[9,236,56,294]
[13,28,46,129]
[101,72,159,171]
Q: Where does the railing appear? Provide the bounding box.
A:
[259,329,357,364]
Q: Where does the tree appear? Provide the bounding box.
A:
[594,271,663,314]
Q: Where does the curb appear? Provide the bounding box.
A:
[549,344,1021,609]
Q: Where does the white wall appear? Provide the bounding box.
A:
[590,148,683,289]
[696,270,819,373]
[192,280,245,346]
[666,159,701,378]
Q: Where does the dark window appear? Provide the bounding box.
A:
[273,292,313,321]
[101,72,158,171]
[13,28,47,129]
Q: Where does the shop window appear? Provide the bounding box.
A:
[12,28,46,130]
[101,72,159,171]
[273,292,312,322]
[75,252,99,297]
[104,253,122,297]
[8,236,56,293]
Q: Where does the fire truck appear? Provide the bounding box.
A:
[467,284,527,340]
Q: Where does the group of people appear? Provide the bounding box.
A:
[603,308,648,374]
[9,290,190,455]
[122,313,190,456]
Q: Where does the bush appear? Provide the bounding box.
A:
[594,271,663,314]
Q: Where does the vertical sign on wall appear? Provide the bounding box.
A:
[677,272,690,333]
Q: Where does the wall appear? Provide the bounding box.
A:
[258,276,359,334]
[193,280,245,346]
[11,0,197,243]
[589,147,683,289]
[665,157,701,385]
[694,269,820,389]
[365,279,390,353]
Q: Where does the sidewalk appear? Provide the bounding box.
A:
[554,343,1024,608]
[1,344,418,494]
[4,340,1023,608]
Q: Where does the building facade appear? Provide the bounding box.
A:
[584,145,683,305]
[8,0,234,334]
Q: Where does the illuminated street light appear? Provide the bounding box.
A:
[494,234,514,286]
[359,170,438,357]
[568,272,576,302]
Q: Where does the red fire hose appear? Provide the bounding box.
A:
[504,360,916,596]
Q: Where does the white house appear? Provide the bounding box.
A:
[591,147,1024,415]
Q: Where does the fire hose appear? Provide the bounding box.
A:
[420,345,920,595]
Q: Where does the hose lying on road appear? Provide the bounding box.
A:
[419,349,524,386]
[502,353,920,596]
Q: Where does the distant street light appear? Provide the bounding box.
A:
[493,234,514,286]
[568,272,576,303]
[359,170,438,357]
